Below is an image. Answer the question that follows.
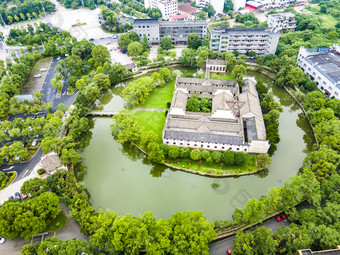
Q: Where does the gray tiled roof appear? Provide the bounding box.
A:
[164,130,244,145]
[207,59,226,66]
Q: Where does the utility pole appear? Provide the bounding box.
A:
[81,0,85,8]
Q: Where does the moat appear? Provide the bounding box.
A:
[81,69,315,221]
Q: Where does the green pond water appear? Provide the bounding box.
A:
[81,69,315,221]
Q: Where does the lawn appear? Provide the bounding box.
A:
[210,72,235,80]
[158,51,175,57]
[166,154,259,175]
[134,111,166,143]
[44,211,68,232]
[136,79,176,110]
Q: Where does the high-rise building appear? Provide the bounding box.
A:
[210,27,280,55]
[144,0,178,18]
[267,12,296,31]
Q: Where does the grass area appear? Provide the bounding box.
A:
[134,111,166,143]
[166,154,259,175]
[210,72,235,80]
[21,57,52,95]
[44,211,68,232]
[319,14,338,29]
[136,79,176,110]
[0,171,16,190]
[158,51,176,57]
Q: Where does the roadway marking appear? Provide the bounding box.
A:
[23,169,30,176]
[3,166,15,171]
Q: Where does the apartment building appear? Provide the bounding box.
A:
[209,27,280,55]
[157,0,178,18]
[144,0,178,18]
[177,4,199,20]
[196,0,224,14]
[297,44,340,99]
[133,19,207,45]
[267,12,296,31]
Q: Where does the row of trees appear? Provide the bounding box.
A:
[100,8,131,33]
[119,0,162,19]
[121,67,174,106]
[6,23,71,46]
[0,0,55,25]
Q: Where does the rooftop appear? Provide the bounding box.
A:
[305,50,340,85]
[159,20,207,27]
[133,19,159,25]
[211,27,277,35]
[169,14,188,20]
[14,95,33,103]
[178,4,198,14]
[298,245,340,255]
[163,76,267,146]
[207,59,226,66]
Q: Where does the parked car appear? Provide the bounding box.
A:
[275,214,287,222]
[40,68,47,72]
[34,74,42,78]
[14,192,21,200]
[226,249,232,255]
[8,196,14,200]
[0,236,5,244]
[57,57,61,60]
[32,139,39,147]
[22,194,28,199]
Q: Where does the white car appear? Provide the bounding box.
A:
[0,236,5,244]
[34,74,42,78]
[40,68,47,72]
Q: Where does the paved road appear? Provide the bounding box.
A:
[209,202,312,254]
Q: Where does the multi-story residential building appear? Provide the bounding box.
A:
[144,0,178,18]
[177,4,199,20]
[267,12,296,31]
[157,0,178,18]
[133,19,207,45]
[163,64,269,154]
[209,27,280,55]
[297,44,340,99]
[196,0,224,14]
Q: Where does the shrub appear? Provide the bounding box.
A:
[206,157,213,166]
[168,145,180,159]
[212,151,222,163]
[234,152,246,166]
[222,150,235,165]
[37,169,45,175]
[180,147,191,158]
[190,149,202,161]
[167,102,171,108]
[201,150,210,159]
[160,143,170,156]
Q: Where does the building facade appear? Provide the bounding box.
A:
[267,12,296,31]
[210,27,280,55]
[196,0,224,14]
[133,19,207,45]
[206,59,226,73]
[297,44,340,99]
[163,70,269,154]
[232,0,246,11]
[157,0,178,18]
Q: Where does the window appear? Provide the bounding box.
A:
[214,146,217,149]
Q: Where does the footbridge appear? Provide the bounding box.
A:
[87,111,119,117]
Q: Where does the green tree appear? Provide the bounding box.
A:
[179,48,196,67]
[222,150,235,165]
[89,45,111,69]
[168,145,180,159]
[187,33,202,50]
[232,65,247,86]
[148,142,165,164]
[128,41,143,57]
[190,149,202,161]
[234,152,246,165]
[160,36,173,53]
[93,73,111,91]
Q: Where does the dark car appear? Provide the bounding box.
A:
[14,192,22,200]
[8,196,14,200]
[275,214,287,222]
